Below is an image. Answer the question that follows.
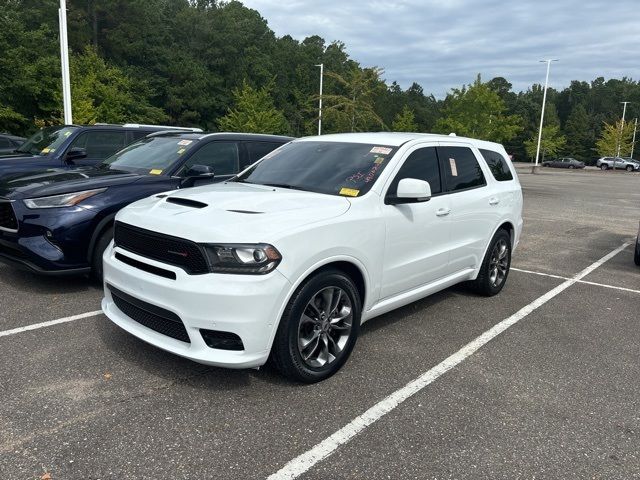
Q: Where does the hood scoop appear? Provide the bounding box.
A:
[166,197,208,209]
[226,209,264,215]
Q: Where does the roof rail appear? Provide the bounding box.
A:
[122,123,203,132]
[146,130,202,138]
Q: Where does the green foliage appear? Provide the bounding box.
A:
[69,47,166,125]
[563,104,593,161]
[595,120,635,157]
[218,81,289,134]
[322,67,386,132]
[435,75,522,143]
[392,106,419,132]
[524,125,566,160]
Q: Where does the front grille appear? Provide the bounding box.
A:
[0,201,18,231]
[114,221,209,274]
[109,284,190,343]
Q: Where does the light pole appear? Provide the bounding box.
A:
[615,102,630,165]
[315,63,324,135]
[631,118,638,159]
[533,59,558,173]
[59,0,72,124]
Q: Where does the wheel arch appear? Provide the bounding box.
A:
[472,221,516,279]
[86,213,117,262]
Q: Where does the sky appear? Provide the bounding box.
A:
[240,0,640,98]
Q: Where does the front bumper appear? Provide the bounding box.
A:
[102,244,293,369]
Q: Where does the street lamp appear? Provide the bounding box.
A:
[315,63,324,135]
[533,59,558,173]
[59,0,72,124]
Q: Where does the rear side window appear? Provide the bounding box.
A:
[479,148,513,181]
[387,147,442,196]
[438,146,486,192]
[70,131,127,158]
[244,142,285,168]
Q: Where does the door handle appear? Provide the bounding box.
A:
[489,197,500,205]
[436,208,451,217]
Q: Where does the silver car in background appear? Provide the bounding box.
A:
[596,157,640,171]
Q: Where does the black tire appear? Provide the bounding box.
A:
[568,165,575,169]
[270,268,361,383]
[634,237,640,266]
[600,164,608,171]
[626,165,634,172]
[469,229,512,296]
[91,226,113,282]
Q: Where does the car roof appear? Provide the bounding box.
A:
[148,131,294,142]
[294,132,506,150]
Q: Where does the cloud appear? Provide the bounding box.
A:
[241,0,640,97]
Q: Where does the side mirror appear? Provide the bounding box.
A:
[180,164,215,188]
[387,178,431,205]
[65,147,87,163]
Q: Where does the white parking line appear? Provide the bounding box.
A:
[267,242,629,480]
[512,267,640,295]
[0,310,102,338]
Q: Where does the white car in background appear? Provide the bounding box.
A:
[101,133,523,382]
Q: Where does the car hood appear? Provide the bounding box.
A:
[0,152,40,160]
[117,182,352,243]
[0,167,143,200]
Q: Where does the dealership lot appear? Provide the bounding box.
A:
[1,169,638,479]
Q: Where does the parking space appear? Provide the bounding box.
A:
[1,169,638,479]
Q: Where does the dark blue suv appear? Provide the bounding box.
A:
[0,131,292,279]
[0,124,202,180]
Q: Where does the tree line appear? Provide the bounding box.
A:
[1,0,638,162]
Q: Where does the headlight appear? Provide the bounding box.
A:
[24,188,106,209]
[202,243,281,274]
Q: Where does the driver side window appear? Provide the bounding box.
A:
[387,147,442,197]
[180,141,239,176]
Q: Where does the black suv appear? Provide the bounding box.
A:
[0,124,201,180]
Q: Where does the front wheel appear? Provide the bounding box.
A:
[91,226,113,282]
[270,269,361,383]
[568,165,575,169]
[600,164,608,171]
[626,165,634,172]
[469,230,512,296]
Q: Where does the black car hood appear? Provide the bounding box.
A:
[0,152,42,160]
[0,167,146,199]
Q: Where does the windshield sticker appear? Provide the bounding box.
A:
[177,148,186,154]
[41,148,50,154]
[370,146,392,155]
[449,158,458,176]
[374,156,385,164]
[149,169,163,175]
[177,140,192,146]
[64,131,72,137]
[339,187,360,197]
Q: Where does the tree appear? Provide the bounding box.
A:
[595,120,635,157]
[524,125,566,160]
[69,47,167,125]
[391,106,418,132]
[563,104,593,161]
[321,67,386,132]
[218,80,289,134]
[435,75,522,143]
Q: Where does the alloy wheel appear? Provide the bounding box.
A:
[488,239,509,287]
[297,286,353,369]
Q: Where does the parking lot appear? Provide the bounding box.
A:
[1,168,638,479]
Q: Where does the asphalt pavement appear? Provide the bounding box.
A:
[0,167,638,479]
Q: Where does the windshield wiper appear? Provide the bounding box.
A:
[259,182,306,191]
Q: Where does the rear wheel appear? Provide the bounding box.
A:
[91,226,113,282]
[270,269,361,383]
[469,230,512,296]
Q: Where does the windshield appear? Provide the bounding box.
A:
[234,141,398,197]
[17,126,78,155]
[100,136,199,174]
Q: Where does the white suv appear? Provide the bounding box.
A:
[102,133,523,382]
